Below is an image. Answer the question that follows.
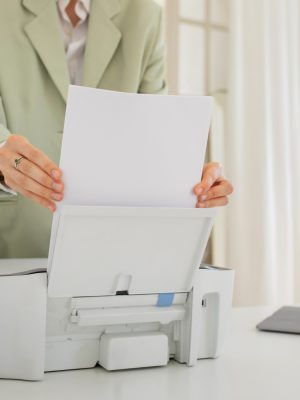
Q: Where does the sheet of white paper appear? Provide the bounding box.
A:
[58,86,213,209]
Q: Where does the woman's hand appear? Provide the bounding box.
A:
[0,134,64,212]
[194,162,233,208]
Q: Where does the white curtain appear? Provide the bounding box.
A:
[222,0,300,306]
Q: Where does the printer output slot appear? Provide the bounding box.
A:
[70,305,186,327]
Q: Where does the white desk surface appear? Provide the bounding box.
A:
[1,307,300,400]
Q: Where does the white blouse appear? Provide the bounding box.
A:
[57,0,91,85]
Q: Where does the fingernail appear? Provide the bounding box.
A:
[196,187,203,195]
[51,192,63,201]
[48,203,56,212]
[198,203,206,208]
[52,182,63,192]
[51,169,61,180]
[201,195,208,201]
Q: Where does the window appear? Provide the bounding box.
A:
[156,0,229,95]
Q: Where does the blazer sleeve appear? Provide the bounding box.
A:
[0,97,11,187]
[138,7,168,95]
[0,98,11,143]
[0,125,10,144]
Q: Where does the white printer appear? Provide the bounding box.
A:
[0,205,234,381]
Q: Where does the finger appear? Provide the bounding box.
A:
[9,168,63,202]
[10,138,62,180]
[201,162,223,179]
[194,163,223,195]
[196,196,229,208]
[15,157,64,193]
[5,177,56,212]
[198,180,233,202]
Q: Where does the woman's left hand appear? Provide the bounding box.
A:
[194,162,233,208]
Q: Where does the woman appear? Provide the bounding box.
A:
[0,0,233,258]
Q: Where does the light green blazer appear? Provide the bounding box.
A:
[0,0,166,258]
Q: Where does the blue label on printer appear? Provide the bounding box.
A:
[157,293,175,307]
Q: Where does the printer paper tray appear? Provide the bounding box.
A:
[48,206,216,297]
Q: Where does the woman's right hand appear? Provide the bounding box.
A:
[0,134,64,212]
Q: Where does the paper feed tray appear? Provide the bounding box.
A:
[48,206,216,298]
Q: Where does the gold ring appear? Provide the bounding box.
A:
[14,156,24,169]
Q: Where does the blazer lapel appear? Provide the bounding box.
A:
[23,0,70,102]
[83,0,122,88]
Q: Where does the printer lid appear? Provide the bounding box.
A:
[0,259,47,277]
[48,206,215,298]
